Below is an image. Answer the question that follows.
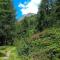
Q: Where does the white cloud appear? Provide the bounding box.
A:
[18,0,42,15]
[18,3,25,8]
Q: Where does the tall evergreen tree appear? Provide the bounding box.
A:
[49,0,60,27]
[37,0,59,31]
[0,0,16,45]
[37,0,49,31]
[55,0,60,20]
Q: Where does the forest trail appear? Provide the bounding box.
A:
[3,47,16,60]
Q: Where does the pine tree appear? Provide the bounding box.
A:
[0,0,16,45]
[37,0,49,31]
[55,0,60,20]
[37,0,59,31]
[49,0,60,27]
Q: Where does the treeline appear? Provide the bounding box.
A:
[16,15,37,38]
[16,0,60,38]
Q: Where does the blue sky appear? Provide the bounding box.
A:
[12,0,41,19]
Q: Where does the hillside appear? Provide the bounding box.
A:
[16,20,60,60]
[0,27,60,60]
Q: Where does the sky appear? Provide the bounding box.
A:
[12,0,41,19]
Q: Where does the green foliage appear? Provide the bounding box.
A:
[17,26,60,60]
[0,0,16,45]
[16,15,37,38]
[0,0,59,60]
[37,0,60,31]
[16,0,60,60]
[16,15,38,57]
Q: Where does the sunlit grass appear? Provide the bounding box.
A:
[0,46,21,60]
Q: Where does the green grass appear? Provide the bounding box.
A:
[29,27,60,60]
[0,27,60,60]
[17,27,60,60]
[0,46,22,60]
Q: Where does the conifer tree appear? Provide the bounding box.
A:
[37,0,59,31]
[37,0,49,31]
[0,0,16,45]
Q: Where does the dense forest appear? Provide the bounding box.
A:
[0,0,60,60]
[0,0,16,45]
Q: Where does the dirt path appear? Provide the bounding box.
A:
[3,47,15,60]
